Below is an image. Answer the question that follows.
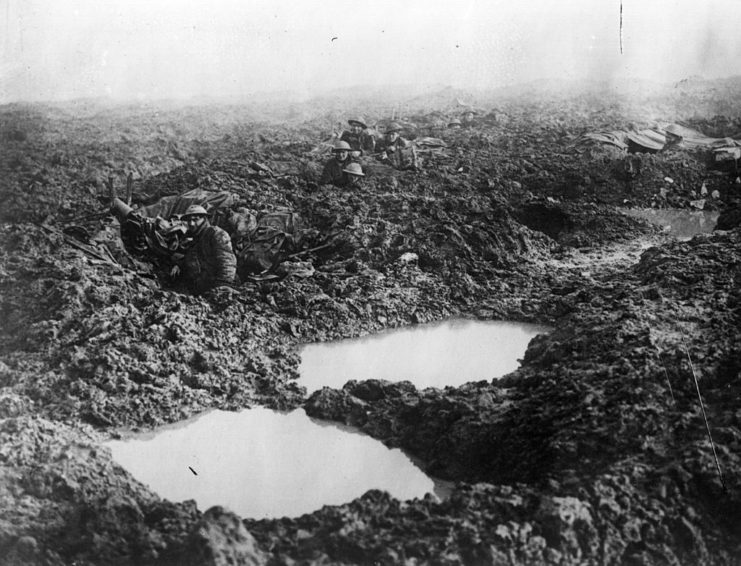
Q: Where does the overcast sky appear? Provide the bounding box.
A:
[1,0,740,103]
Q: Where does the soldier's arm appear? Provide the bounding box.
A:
[210,228,237,286]
[374,140,388,161]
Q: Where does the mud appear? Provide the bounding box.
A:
[1,81,740,565]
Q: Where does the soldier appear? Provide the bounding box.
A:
[461,110,477,128]
[377,122,410,169]
[178,205,237,294]
[340,117,375,158]
[342,162,365,189]
[320,141,353,187]
[448,117,462,129]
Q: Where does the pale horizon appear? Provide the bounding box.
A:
[2,0,741,104]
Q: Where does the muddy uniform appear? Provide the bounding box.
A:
[320,157,352,187]
[182,222,237,294]
[339,131,375,156]
[377,136,410,170]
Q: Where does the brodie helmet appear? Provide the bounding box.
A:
[333,140,352,152]
[342,162,365,177]
[182,204,208,218]
[347,117,368,128]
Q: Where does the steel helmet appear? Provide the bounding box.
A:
[182,204,208,218]
[386,122,402,133]
[333,140,352,152]
[448,118,462,126]
[347,117,368,128]
[342,162,365,177]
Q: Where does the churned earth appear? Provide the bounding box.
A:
[0,79,740,565]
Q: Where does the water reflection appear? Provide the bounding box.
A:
[621,208,719,240]
[299,318,551,394]
[106,407,438,519]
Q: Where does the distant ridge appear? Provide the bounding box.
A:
[4,75,741,115]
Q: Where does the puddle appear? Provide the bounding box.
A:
[621,208,719,240]
[106,407,444,519]
[299,318,551,394]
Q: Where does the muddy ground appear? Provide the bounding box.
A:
[1,79,740,565]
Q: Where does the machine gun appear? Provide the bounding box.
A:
[110,198,188,260]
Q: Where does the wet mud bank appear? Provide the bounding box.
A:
[1,89,741,565]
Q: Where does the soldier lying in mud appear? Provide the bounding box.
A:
[171,205,237,294]
[376,122,413,170]
[340,162,365,188]
[320,141,351,185]
[460,109,478,128]
[339,116,376,159]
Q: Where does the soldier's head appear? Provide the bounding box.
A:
[333,140,351,161]
[182,204,208,234]
[348,118,366,134]
[342,162,365,187]
[386,122,402,141]
[462,110,476,123]
[448,118,462,129]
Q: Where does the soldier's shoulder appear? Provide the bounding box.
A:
[206,225,232,243]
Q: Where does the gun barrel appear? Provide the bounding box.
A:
[110,197,134,220]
